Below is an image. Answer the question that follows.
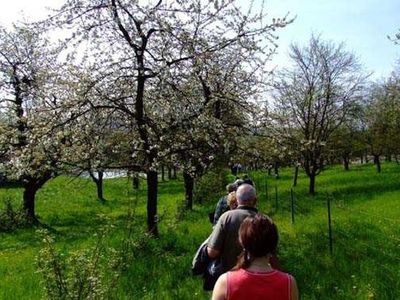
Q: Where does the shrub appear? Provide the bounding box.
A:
[36,215,149,300]
[0,198,28,232]
[193,168,230,204]
[36,227,115,300]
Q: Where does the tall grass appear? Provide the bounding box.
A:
[0,162,399,299]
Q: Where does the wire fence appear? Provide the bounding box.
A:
[301,194,397,278]
[257,171,399,281]
[334,201,400,225]
[228,171,399,269]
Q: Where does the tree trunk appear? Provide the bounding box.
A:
[374,154,381,173]
[96,171,104,202]
[168,167,172,180]
[293,165,299,187]
[23,183,39,224]
[89,170,105,202]
[146,170,158,236]
[214,100,221,119]
[360,154,364,164]
[183,172,194,210]
[343,155,350,171]
[309,173,316,195]
[133,173,139,190]
[161,166,165,182]
[22,174,52,224]
[172,167,177,179]
[274,162,279,179]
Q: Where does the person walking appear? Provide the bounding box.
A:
[207,183,258,274]
[212,213,299,300]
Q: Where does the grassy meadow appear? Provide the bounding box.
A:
[0,162,399,299]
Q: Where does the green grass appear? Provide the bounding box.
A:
[0,162,399,299]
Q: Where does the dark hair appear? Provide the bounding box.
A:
[235,214,278,269]
[243,179,254,186]
[226,183,237,193]
[242,175,254,186]
[235,176,254,187]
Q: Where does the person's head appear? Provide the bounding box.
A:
[242,174,250,180]
[243,178,254,186]
[226,183,237,193]
[236,214,278,269]
[235,176,254,188]
[234,179,244,187]
[227,192,238,209]
[235,183,257,206]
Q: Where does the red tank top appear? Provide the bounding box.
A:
[227,269,291,300]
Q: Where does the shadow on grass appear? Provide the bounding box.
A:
[329,179,400,202]
[0,181,23,189]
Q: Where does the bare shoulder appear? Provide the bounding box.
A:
[212,273,228,300]
[289,274,299,300]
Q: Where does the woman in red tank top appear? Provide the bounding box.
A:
[212,213,299,300]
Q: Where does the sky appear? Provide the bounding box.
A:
[258,0,400,79]
[0,0,399,80]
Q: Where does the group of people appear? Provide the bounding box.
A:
[193,177,299,300]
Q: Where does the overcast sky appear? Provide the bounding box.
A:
[1,0,399,79]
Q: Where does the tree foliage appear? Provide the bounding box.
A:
[38,0,291,234]
[364,75,400,171]
[0,25,65,222]
[270,35,366,194]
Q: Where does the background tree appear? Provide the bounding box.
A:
[364,76,400,172]
[0,25,64,223]
[270,35,365,194]
[327,113,364,170]
[61,109,129,202]
[382,74,400,162]
[388,29,400,44]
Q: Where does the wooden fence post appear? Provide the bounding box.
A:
[290,188,295,224]
[327,194,333,255]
